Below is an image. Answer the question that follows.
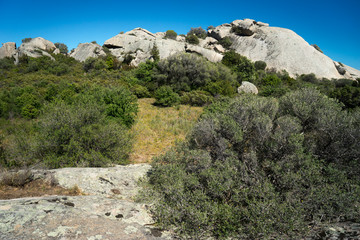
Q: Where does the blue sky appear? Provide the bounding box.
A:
[1,0,359,69]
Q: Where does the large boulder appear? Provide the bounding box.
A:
[0,42,17,59]
[104,28,186,66]
[70,43,106,62]
[237,81,258,94]
[0,164,172,240]
[18,37,58,59]
[225,19,353,79]
[185,44,223,62]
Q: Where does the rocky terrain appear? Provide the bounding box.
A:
[1,19,359,79]
[0,164,172,240]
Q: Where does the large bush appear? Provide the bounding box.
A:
[165,30,177,40]
[36,99,133,168]
[187,27,207,39]
[152,53,236,93]
[221,50,256,82]
[154,86,180,107]
[140,88,360,239]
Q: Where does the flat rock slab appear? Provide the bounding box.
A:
[0,164,172,240]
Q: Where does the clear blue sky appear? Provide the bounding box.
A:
[1,0,359,69]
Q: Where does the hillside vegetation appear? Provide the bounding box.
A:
[0,49,359,239]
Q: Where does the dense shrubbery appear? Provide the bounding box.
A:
[219,36,232,49]
[185,34,199,44]
[221,50,256,82]
[152,53,237,94]
[140,89,360,239]
[0,84,138,169]
[181,90,213,106]
[154,86,180,107]
[165,30,177,40]
[187,27,207,39]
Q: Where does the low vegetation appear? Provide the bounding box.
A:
[0,46,359,239]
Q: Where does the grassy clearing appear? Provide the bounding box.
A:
[129,98,203,163]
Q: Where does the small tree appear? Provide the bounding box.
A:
[165,30,177,40]
[219,36,232,49]
[187,27,207,39]
[254,60,267,71]
[150,43,160,62]
[54,42,68,54]
[185,34,199,45]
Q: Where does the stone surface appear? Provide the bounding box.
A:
[0,42,17,59]
[237,81,258,94]
[69,43,106,62]
[208,23,232,40]
[185,44,223,62]
[0,164,172,240]
[104,28,186,66]
[18,37,58,59]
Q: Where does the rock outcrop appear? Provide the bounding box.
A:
[237,81,258,94]
[18,37,58,59]
[104,28,186,66]
[0,42,17,59]
[0,164,171,240]
[70,42,106,62]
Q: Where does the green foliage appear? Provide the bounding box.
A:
[165,30,177,40]
[36,99,133,168]
[222,50,256,82]
[150,44,160,62]
[154,86,180,107]
[218,36,232,49]
[83,57,107,72]
[131,84,150,98]
[22,38,32,43]
[101,87,138,127]
[181,90,213,106]
[185,34,199,44]
[54,42,68,54]
[152,53,236,93]
[254,60,267,71]
[187,27,207,39]
[140,89,360,239]
[0,57,15,70]
[330,85,360,109]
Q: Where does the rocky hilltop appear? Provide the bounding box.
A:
[1,19,359,79]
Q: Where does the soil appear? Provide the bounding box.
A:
[0,179,82,200]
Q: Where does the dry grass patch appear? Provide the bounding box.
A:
[130,98,203,163]
[0,169,83,199]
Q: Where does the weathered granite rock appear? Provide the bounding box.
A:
[228,19,348,79]
[185,44,223,62]
[237,81,258,94]
[0,42,17,59]
[69,43,106,62]
[208,23,232,40]
[104,28,186,66]
[0,164,172,240]
[18,37,58,59]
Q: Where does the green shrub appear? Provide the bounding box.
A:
[181,90,213,106]
[165,30,177,40]
[153,53,236,93]
[187,27,207,39]
[36,99,133,168]
[222,50,256,82]
[101,87,138,127]
[0,57,14,70]
[311,44,323,53]
[254,60,267,71]
[219,36,232,49]
[150,44,160,62]
[185,34,199,44]
[54,42,68,54]
[154,86,180,107]
[140,89,360,239]
[131,84,150,98]
[22,38,32,43]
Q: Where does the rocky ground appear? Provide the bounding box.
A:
[0,164,172,240]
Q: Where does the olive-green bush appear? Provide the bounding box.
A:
[185,34,199,44]
[154,86,180,107]
[153,53,236,93]
[140,89,360,239]
[221,50,256,83]
[181,90,213,106]
[165,30,177,40]
[187,27,207,39]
